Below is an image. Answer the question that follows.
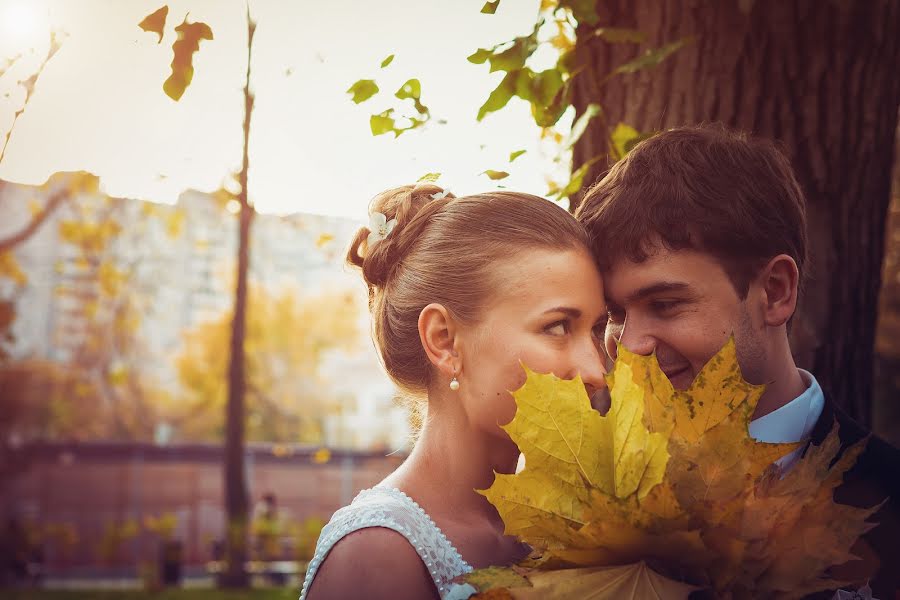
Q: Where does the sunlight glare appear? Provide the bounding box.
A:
[1,1,45,51]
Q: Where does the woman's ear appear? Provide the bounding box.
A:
[418,303,458,379]
[757,254,800,327]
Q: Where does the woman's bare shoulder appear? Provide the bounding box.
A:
[305,526,439,600]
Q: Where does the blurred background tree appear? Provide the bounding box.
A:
[175,287,359,444]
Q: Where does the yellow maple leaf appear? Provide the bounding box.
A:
[464,562,698,600]
[674,337,762,445]
[479,363,670,547]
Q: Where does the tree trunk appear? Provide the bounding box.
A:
[571,0,900,426]
[222,200,252,588]
[221,8,256,589]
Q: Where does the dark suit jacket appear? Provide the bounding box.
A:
[809,396,900,599]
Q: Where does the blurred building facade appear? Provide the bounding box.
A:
[0,175,406,451]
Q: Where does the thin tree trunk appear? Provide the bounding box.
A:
[222,6,256,589]
[571,0,900,425]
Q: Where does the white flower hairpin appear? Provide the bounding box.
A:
[430,189,451,200]
[367,211,397,246]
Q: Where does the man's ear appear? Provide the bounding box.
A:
[418,303,459,379]
[757,254,799,327]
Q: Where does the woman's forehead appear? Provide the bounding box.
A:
[482,248,605,315]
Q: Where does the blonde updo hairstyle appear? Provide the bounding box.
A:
[347,183,591,397]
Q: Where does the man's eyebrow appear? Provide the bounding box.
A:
[626,282,692,304]
[542,306,582,319]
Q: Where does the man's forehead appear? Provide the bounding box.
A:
[601,249,717,302]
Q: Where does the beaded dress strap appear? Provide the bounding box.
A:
[299,486,472,599]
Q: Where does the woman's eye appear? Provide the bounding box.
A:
[545,321,569,336]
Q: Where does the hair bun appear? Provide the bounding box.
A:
[346,184,455,293]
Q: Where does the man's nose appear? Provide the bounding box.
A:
[618,316,657,356]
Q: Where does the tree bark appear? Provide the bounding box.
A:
[571,0,900,426]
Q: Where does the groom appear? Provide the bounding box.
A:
[576,124,900,597]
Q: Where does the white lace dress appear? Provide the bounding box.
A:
[299,486,475,599]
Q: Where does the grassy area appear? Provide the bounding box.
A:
[3,589,299,600]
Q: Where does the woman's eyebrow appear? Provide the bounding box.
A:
[542,306,582,319]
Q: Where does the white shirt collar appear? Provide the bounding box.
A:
[748,369,824,468]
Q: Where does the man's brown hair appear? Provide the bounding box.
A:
[575,124,808,298]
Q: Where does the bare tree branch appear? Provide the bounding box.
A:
[0,185,68,253]
[0,32,63,165]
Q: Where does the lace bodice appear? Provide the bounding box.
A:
[299,486,473,599]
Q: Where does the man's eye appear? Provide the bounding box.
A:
[545,321,569,336]
[651,300,682,314]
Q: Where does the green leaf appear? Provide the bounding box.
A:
[380,54,394,68]
[554,155,604,199]
[610,122,640,160]
[347,79,379,104]
[394,78,421,100]
[139,5,168,44]
[614,37,692,75]
[557,48,580,75]
[370,109,396,136]
[509,149,526,162]
[477,71,517,121]
[594,27,646,44]
[401,117,427,134]
[530,80,570,127]
[482,170,510,180]
[163,18,214,101]
[467,47,493,65]
[564,103,601,149]
[489,33,539,73]
[481,0,500,14]
[395,79,428,116]
[528,68,564,107]
[563,0,600,25]
[417,172,441,183]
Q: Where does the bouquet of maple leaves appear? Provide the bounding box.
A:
[457,339,881,599]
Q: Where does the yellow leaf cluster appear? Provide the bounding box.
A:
[0,251,27,286]
[472,338,877,599]
[58,219,123,254]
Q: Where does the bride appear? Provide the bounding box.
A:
[301,184,608,600]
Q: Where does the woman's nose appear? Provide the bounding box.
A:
[577,339,608,396]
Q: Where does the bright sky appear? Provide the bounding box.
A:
[0,0,569,218]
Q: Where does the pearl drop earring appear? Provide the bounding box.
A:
[449,376,460,391]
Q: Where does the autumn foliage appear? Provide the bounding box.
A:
[175,286,360,443]
[465,339,878,599]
